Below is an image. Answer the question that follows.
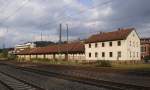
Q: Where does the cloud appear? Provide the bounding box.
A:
[0,0,150,48]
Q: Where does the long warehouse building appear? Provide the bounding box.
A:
[16,27,141,61]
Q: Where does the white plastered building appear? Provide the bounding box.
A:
[85,28,141,61]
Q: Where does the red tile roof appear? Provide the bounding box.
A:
[85,28,134,43]
[16,42,85,55]
[141,38,150,44]
[141,41,150,45]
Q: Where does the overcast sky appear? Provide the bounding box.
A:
[0,0,150,48]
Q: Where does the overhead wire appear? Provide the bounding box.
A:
[0,0,31,26]
[0,0,10,13]
[0,0,31,48]
[35,0,114,42]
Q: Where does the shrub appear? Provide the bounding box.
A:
[96,60,112,67]
[0,50,8,58]
[7,54,17,60]
[144,56,150,63]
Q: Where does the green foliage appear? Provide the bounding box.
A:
[7,54,17,60]
[34,41,55,47]
[96,60,112,67]
[0,50,8,58]
[144,56,150,63]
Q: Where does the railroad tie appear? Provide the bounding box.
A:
[0,73,36,90]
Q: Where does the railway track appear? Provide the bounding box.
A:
[0,69,44,90]
[0,63,150,90]
[18,67,150,90]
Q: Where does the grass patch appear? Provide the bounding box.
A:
[95,60,112,67]
[28,58,83,66]
[112,63,150,71]
[17,58,150,71]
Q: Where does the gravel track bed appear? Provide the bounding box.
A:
[28,66,150,87]
[0,83,9,90]
[0,65,108,90]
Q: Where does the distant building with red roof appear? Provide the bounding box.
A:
[16,42,85,60]
[141,38,150,59]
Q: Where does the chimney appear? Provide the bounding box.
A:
[99,31,103,34]
[118,28,121,31]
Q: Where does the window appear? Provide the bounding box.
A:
[118,41,121,46]
[95,43,98,48]
[95,52,98,57]
[133,42,135,47]
[130,52,132,57]
[109,42,112,46]
[141,47,144,52]
[133,52,135,57]
[89,53,91,58]
[102,42,105,47]
[118,51,121,57]
[102,52,105,57]
[141,46,147,52]
[130,41,131,46]
[109,52,113,57]
[89,44,91,48]
[137,52,138,57]
[136,42,138,47]
[133,34,135,37]
[145,47,147,52]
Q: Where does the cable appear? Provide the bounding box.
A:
[33,0,114,42]
[0,0,31,25]
[36,0,113,29]
[0,0,10,13]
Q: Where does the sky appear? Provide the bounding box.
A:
[0,0,150,48]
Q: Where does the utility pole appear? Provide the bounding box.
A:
[58,24,62,60]
[59,24,62,44]
[41,32,43,41]
[66,24,69,61]
[66,24,69,44]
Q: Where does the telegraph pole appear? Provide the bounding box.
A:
[59,24,62,44]
[58,24,62,60]
[41,32,43,41]
[66,24,69,44]
[66,24,69,61]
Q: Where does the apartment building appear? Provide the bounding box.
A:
[141,38,150,59]
[85,28,141,60]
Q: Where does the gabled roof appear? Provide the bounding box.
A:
[16,42,85,55]
[85,28,134,43]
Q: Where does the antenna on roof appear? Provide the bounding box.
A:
[118,28,123,31]
[99,31,103,34]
